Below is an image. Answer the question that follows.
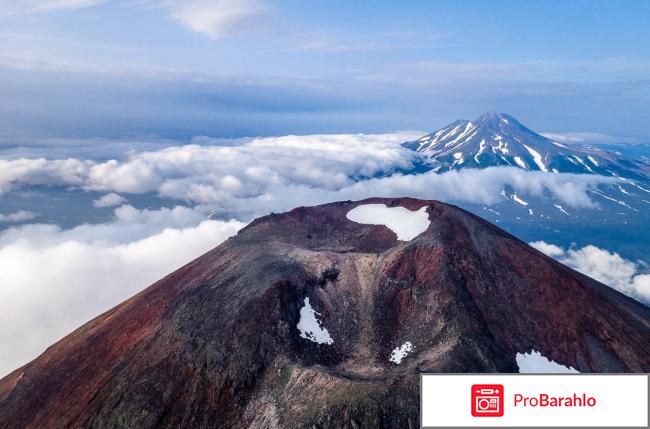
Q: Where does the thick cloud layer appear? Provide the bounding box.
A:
[0,133,616,219]
[530,241,650,304]
[0,133,418,197]
[0,205,244,377]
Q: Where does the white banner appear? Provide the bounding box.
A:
[421,374,648,428]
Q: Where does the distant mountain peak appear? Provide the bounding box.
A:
[404,113,648,180]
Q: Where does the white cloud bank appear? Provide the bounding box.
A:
[530,241,650,303]
[0,205,245,377]
[0,133,616,220]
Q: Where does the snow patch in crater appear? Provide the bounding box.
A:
[389,341,413,364]
[346,204,430,241]
[516,350,579,373]
[297,297,333,345]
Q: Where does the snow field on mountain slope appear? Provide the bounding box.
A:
[389,342,414,364]
[516,350,579,373]
[346,204,431,241]
[297,297,334,345]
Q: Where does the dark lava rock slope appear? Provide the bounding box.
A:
[1,198,649,429]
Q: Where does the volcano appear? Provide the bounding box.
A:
[404,112,650,180]
[1,198,649,428]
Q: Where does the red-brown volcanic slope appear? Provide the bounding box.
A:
[1,198,649,428]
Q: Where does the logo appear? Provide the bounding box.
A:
[471,384,504,417]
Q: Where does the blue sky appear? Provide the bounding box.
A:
[1,0,650,138]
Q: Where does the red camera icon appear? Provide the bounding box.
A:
[471,384,504,417]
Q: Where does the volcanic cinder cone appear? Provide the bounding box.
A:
[1,198,649,429]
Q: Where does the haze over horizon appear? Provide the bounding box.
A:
[1,0,650,140]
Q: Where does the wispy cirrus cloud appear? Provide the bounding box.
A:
[169,0,268,39]
[1,0,107,15]
[294,30,449,53]
[541,132,640,145]
[2,0,270,39]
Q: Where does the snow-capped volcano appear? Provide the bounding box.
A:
[405,112,649,180]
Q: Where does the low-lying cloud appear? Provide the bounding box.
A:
[0,133,617,220]
[0,205,244,377]
[530,241,650,304]
[0,133,418,199]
